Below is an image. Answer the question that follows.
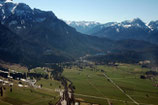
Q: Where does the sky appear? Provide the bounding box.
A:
[14,0,158,23]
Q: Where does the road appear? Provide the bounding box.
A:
[74,93,154,105]
[103,73,140,105]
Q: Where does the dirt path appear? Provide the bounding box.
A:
[86,78,111,105]
[103,73,139,105]
[75,93,154,105]
[75,93,132,103]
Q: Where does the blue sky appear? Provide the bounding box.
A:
[14,0,158,23]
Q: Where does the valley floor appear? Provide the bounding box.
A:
[62,64,158,105]
[0,63,158,105]
[0,81,61,105]
[0,66,62,105]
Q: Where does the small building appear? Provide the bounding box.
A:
[24,85,28,88]
[18,84,23,87]
[139,60,151,65]
[21,79,26,82]
[4,81,9,84]
[10,83,14,86]
[8,75,13,79]
[38,85,41,88]
[0,79,3,82]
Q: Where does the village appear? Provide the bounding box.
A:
[0,64,77,105]
[0,68,43,96]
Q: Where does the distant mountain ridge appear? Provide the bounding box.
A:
[67,18,158,44]
[65,21,100,34]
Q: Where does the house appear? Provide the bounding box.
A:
[139,60,151,65]
[8,75,13,79]
[24,85,28,88]
[18,84,23,87]
[0,79,3,82]
[4,81,9,84]
[21,79,26,82]
[10,83,13,86]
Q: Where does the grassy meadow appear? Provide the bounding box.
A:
[62,64,158,105]
[0,79,61,105]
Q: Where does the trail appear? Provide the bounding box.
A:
[103,73,139,105]
[74,93,154,105]
[86,77,111,105]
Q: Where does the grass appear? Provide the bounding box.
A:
[0,62,28,73]
[30,67,47,75]
[98,64,158,105]
[36,78,62,89]
[0,63,62,105]
[0,79,61,105]
[1,63,158,105]
[62,64,158,105]
[0,100,11,105]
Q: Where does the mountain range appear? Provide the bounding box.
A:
[0,0,113,67]
[67,19,158,44]
[0,0,158,67]
[65,21,100,34]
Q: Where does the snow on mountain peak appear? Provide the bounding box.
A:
[148,20,158,30]
[123,24,132,28]
[0,0,56,22]
[0,0,58,34]
[5,0,13,3]
[0,0,13,3]
[65,21,101,34]
[66,21,100,27]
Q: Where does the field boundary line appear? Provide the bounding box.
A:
[86,77,110,105]
[75,93,154,105]
[75,93,130,102]
[103,73,139,105]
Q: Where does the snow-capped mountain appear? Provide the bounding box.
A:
[91,18,151,34]
[65,21,100,34]
[0,0,57,36]
[0,0,115,65]
[148,20,158,31]
[85,18,158,43]
[66,18,158,37]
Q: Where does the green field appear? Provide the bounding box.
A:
[0,79,61,105]
[1,63,158,105]
[30,67,47,75]
[62,64,158,105]
[36,78,62,90]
